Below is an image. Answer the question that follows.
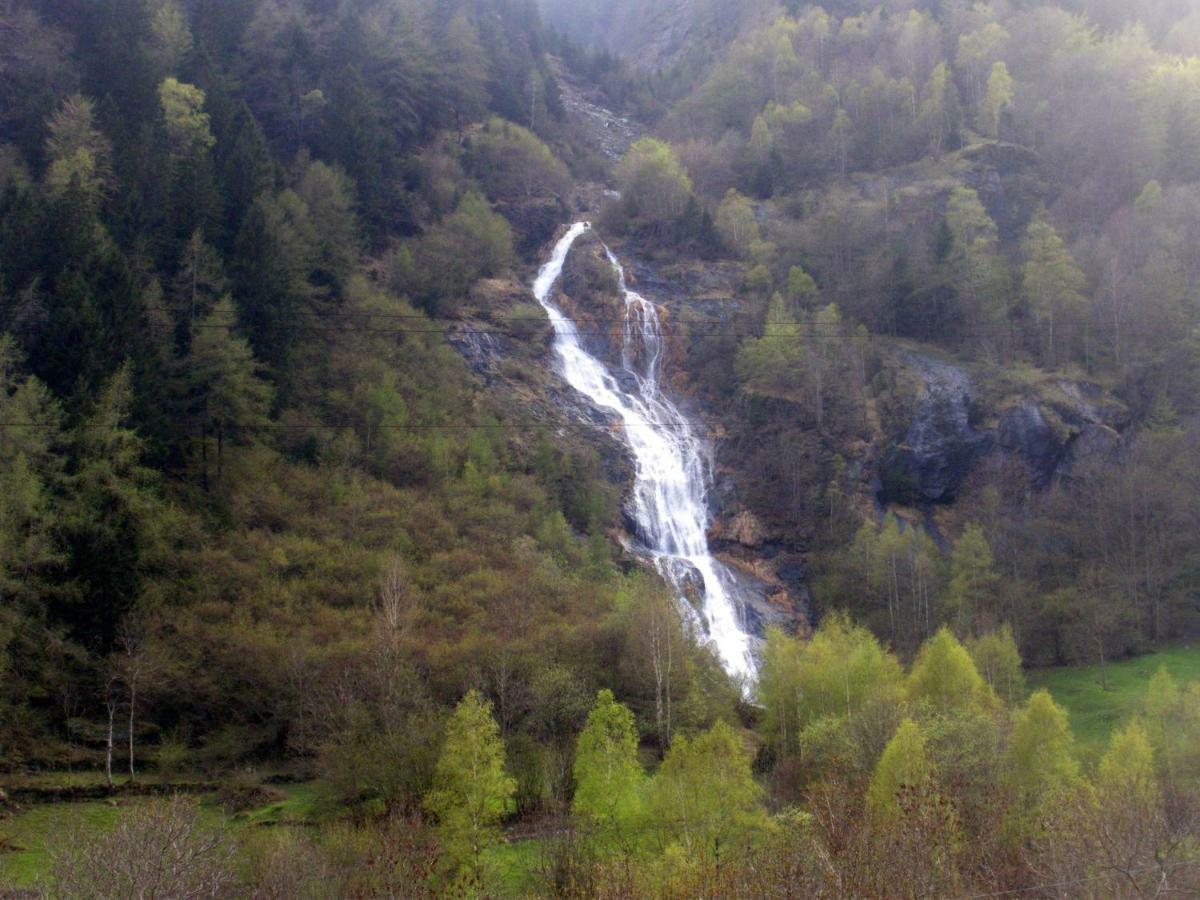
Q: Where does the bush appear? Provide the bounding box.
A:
[49,796,237,899]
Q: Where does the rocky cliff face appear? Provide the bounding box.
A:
[879,353,1128,505]
[881,353,989,504]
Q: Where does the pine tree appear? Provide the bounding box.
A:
[179,295,272,485]
[425,691,516,880]
[220,103,274,245]
[61,366,175,652]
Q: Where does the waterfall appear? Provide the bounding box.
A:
[532,223,757,680]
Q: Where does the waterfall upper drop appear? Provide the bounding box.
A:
[532,223,757,680]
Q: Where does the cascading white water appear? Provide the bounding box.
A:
[532,223,756,680]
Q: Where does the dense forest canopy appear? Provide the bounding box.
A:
[1,0,1199,896]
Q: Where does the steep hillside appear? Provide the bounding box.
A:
[540,0,773,71]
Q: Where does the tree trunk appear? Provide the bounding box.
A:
[128,678,137,781]
[105,699,116,788]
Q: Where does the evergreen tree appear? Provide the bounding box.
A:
[219,103,274,246]
[60,366,176,652]
[179,295,272,485]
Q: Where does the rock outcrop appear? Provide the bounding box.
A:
[879,353,1128,504]
[881,353,990,504]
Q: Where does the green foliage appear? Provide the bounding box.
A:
[159,78,215,156]
[649,721,769,865]
[1029,648,1200,748]
[759,615,902,760]
[426,691,516,878]
[468,118,569,202]
[966,625,1026,707]
[43,94,111,203]
[908,629,997,715]
[1097,720,1158,805]
[867,718,932,818]
[573,690,646,842]
[715,189,759,257]
[178,295,273,480]
[613,138,695,238]
[405,192,514,314]
[979,62,1014,139]
[946,525,998,633]
[1006,690,1080,824]
[1021,217,1087,367]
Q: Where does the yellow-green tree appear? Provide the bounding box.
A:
[573,690,646,846]
[759,615,903,759]
[946,524,998,632]
[159,78,215,157]
[867,718,932,818]
[715,189,760,258]
[966,625,1025,707]
[907,628,996,714]
[978,62,1013,139]
[1006,690,1080,829]
[1022,217,1087,368]
[425,691,516,880]
[615,138,694,233]
[44,94,112,203]
[945,187,1010,342]
[650,721,768,867]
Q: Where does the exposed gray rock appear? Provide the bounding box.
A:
[1059,423,1123,477]
[997,400,1066,489]
[881,354,990,503]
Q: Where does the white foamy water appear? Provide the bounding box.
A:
[531,223,756,680]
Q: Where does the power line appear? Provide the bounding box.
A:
[0,420,710,432]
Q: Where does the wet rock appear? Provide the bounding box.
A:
[719,510,766,549]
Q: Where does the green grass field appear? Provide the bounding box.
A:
[0,799,127,888]
[0,782,334,890]
[1029,644,1200,750]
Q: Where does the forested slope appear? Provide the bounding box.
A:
[565,0,1200,671]
[0,0,738,788]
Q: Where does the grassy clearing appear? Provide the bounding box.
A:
[0,799,127,888]
[1029,644,1200,750]
[0,781,335,890]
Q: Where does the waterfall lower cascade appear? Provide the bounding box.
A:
[532,223,757,680]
